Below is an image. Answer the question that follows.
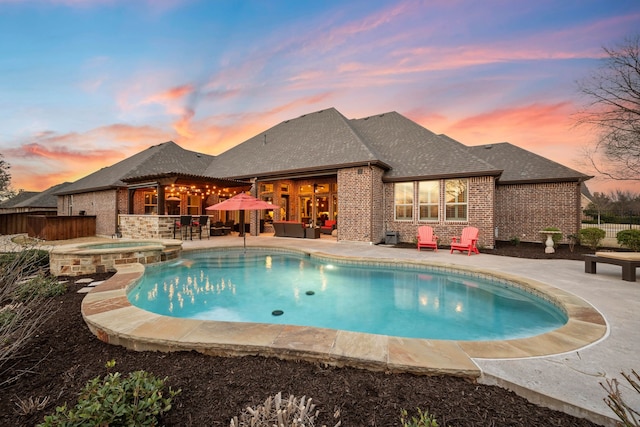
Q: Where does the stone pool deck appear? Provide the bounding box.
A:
[75,233,640,426]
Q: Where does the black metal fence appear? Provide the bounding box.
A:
[581,209,640,239]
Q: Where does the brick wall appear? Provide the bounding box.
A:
[337,166,384,242]
[495,181,582,243]
[382,176,496,248]
[58,190,119,236]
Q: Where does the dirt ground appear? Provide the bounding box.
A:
[0,242,605,426]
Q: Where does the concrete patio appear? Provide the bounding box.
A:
[28,231,636,426]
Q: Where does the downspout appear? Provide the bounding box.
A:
[369,162,373,244]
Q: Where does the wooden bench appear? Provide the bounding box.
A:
[584,252,640,282]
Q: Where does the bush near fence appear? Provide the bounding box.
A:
[582,209,640,240]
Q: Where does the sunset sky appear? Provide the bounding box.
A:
[1,0,639,195]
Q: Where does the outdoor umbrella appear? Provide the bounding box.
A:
[205,193,276,250]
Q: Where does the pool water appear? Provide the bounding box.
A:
[127,250,567,341]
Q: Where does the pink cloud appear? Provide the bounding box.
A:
[142,84,194,104]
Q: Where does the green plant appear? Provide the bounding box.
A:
[13,274,67,302]
[1,246,60,387]
[616,229,640,252]
[542,227,562,247]
[0,306,17,331]
[509,236,521,246]
[601,370,640,426]
[39,364,180,427]
[0,249,49,275]
[400,408,441,427]
[230,392,341,427]
[580,227,607,250]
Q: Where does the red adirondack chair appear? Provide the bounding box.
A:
[417,225,438,252]
[450,226,479,256]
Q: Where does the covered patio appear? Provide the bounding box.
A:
[117,173,251,239]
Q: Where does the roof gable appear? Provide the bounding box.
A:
[57,141,215,195]
[205,108,381,179]
[468,142,591,184]
[349,112,501,180]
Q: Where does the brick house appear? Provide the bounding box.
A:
[54,107,590,247]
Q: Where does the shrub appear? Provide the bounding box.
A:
[509,236,520,246]
[0,249,49,275]
[601,370,640,427]
[13,274,67,301]
[400,408,442,427]
[579,228,606,250]
[616,229,640,252]
[39,368,180,427]
[1,246,60,386]
[230,392,341,427]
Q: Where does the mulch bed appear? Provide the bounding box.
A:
[0,243,604,426]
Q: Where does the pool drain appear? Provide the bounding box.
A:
[305,290,315,295]
[272,310,284,316]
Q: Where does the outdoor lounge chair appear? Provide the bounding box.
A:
[210,221,229,236]
[450,226,479,256]
[320,220,336,235]
[417,225,438,252]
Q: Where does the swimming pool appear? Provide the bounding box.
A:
[127,249,567,341]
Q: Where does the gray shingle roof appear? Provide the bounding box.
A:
[12,182,73,208]
[56,141,216,195]
[467,142,591,184]
[349,112,501,180]
[204,108,382,179]
[0,191,39,208]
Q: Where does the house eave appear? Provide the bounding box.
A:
[382,169,503,183]
[227,160,391,181]
[121,172,249,188]
[55,185,124,196]
[497,176,593,185]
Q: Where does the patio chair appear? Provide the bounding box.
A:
[173,215,193,240]
[191,215,209,239]
[450,226,479,256]
[417,225,438,252]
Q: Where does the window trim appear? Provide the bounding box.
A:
[418,180,439,221]
[445,179,468,222]
[394,182,414,221]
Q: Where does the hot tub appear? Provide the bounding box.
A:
[50,239,182,276]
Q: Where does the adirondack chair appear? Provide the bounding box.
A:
[450,226,479,256]
[417,225,438,252]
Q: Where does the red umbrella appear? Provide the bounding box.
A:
[206,193,276,249]
[206,193,276,211]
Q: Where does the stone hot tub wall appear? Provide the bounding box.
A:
[50,240,182,276]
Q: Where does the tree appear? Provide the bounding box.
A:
[0,154,12,199]
[577,35,640,182]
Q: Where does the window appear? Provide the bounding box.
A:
[418,181,439,220]
[187,195,200,215]
[445,179,468,221]
[260,183,274,193]
[394,182,413,221]
[143,192,157,214]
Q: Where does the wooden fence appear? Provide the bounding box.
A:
[26,215,96,241]
[0,211,56,235]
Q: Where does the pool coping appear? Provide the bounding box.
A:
[81,247,607,379]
